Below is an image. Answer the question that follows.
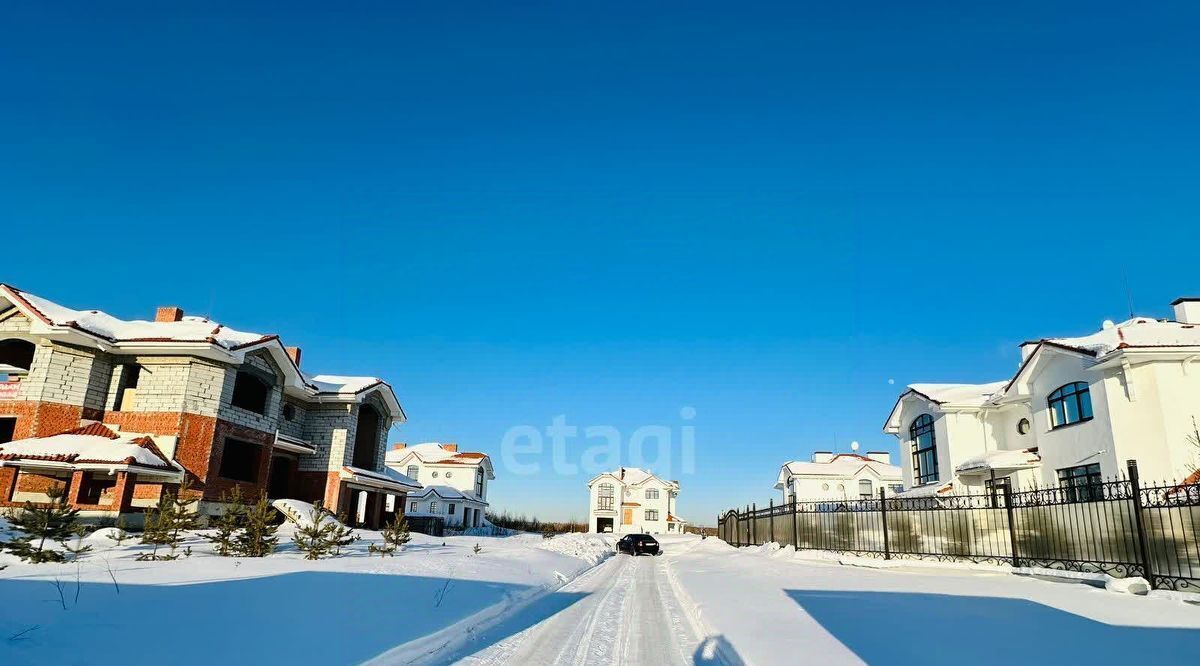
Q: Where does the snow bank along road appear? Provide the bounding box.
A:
[437,543,703,665]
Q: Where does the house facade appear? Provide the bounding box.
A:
[0,284,419,527]
[587,467,684,535]
[774,452,903,504]
[883,297,1200,496]
[385,442,494,528]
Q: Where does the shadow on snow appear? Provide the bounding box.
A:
[423,587,591,664]
[786,590,1200,664]
[0,571,538,666]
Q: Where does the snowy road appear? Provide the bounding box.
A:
[448,551,702,665]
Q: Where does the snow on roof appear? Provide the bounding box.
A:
[304,374,384,395]
[9,286,270,349]
[410,485,486,503]
[339,466,421,493]
[1041,317,1200,357]
[955,448,1042,475]
[780,454,901,480]
[907,382,1009,406]
[893,481,956,498]
[385,442,492,467]
[0,424,173,469]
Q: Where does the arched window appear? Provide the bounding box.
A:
[910,414,939,485]
[406,465,419,479]
[597,482,614,510]
[1048,382,1092,428]
[352,404,382,468]
[0,339,35,377]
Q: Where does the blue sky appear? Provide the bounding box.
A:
[2,2,1198,523]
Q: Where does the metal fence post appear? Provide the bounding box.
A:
[768,499,775,544]
[1127,460,1155,586]
[879,487,890,560]
[751,503,757,545]
[1003,482,1019,568]
[792,499,799,550]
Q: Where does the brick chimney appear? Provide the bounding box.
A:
[155,306,184,323]
[286,346,303,368]
[441,443,458,452]
[391,443,407,451]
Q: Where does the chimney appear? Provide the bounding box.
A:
[811,451,834,464]
[155,306,184,323]
[391,443,406,451]
[286,346,303,368]
[866,451,892,465]
[441,443,458,452]
[1172,298,1200,325]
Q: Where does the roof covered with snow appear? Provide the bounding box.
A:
[0,284,404,417]
[1040,317,1200,358]
[409,485,487,504]
[385,443,493,475]
[777,454,902,485]
[339,466,421,493]
[0,423,175,471]
[906,382,1009,406]
[955,448,1042,475]
[588,467,679,489]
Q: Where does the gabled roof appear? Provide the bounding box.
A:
[0,423,176,472]
[586,467,679,489]
[0,284,405,423]
[775,454,902,488]
[883,381,1007,433]
[385,443,495,478]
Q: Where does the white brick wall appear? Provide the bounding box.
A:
[216,351,282,434]
[0,311,32,333]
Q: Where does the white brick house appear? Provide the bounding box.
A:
[588,468,684,535]
[883,297,1200,496]
[385,442,494,528]
[775,452,903,504]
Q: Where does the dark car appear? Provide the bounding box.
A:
[616,534,661,556]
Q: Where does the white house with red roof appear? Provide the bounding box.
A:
[0,284,418,527]
[588,467,684,535]
[774,452,903,504]
[883,297,1200,496]
[385,442,494,528]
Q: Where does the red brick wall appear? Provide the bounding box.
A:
[16,471,68,494]
[0,400,83,440]
[204,420,277,500]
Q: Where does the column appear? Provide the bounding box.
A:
[111,471,135,513]
[66,470,87,506]
[0,467,17,503]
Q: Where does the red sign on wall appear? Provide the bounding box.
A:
[0,382,20,400]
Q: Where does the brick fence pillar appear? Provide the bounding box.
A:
[0,467,17,502]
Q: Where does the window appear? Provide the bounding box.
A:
[645,509,659,521]
[1048,382,1093,428]
[352,404,382,468]
[282,403,297,421]
[231,371,271,414]
[0,339,35,379]
[429,501,438,513]
[1058,463,1103,502]
[448,503,456,514]
[597,483,614,510]
[889,484,904,494]
[821,483,829,491]
[910,414,939,484]
[112,363,142,411]
[645,488,659,500]
[0,417,15,444]
[218,438,262,482]
[858,479,873,498]
[432,471,439,478]
[407,465,419,479]
[445,471,453,478]
[410,501,418,512]
[475,468,485,498]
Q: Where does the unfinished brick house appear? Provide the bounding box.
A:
[0,284,418,528]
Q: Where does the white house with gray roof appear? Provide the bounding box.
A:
[884,297,1200,497]
[588,467,684,535]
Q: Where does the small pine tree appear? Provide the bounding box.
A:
[368,514,411,557]
[108,515,131,546]
[138,479,200,561]
[3,487,82,563]
[330,512,358,556]
[235,495,279,557]
[206,486,247,556]
[63,524,93,561]
[473,542,482,555]
[292,502,337,560]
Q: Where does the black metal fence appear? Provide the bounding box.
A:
[717,460,1200,591]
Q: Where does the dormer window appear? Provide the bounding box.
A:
[1049,382,1092,429]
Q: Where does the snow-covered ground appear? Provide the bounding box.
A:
[4,530,1200,665]
[0,525,612,666]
